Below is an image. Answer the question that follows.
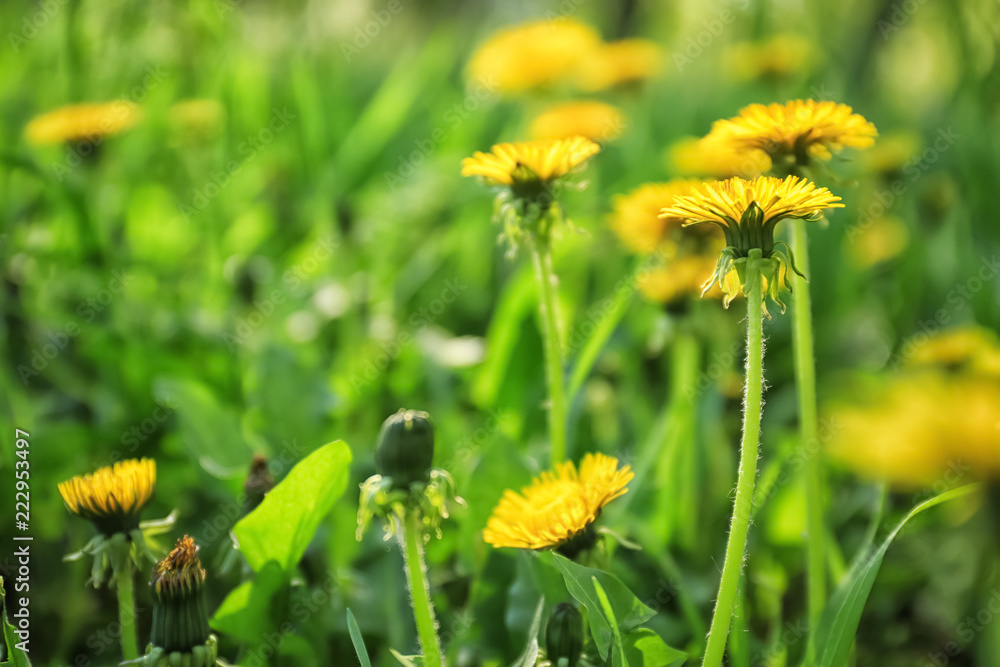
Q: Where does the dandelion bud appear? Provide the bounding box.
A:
[546,603,583,667]
[149,536,214,662]
[375,409,435,489]
[243,454,275,513]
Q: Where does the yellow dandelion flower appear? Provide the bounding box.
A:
[58,458,156,534]
[483,453,633,551]
[704,99,877,164]
[25,101,140,145]
[530,101,625,142]
[667,136,772,179]
[663,176,843,232]
[723,35,817,82]
[461,136,600,187]
[609,180,707,254]
[661,176,842,312]
[574,39,663,91]
[467,19,601,94]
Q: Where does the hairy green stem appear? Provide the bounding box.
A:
[400,512,442,667]
[116,565,139,661]
[702,257,765,667]
[790,219,826,632]
[530,236,567,464]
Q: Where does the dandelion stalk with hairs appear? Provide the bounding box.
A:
[357,409,463,666]
[661,176,842,666]
[462,136,601,463]
[58,459,175,661]
[701,100,877,629]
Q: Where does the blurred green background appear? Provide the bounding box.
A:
[2,0,999,665]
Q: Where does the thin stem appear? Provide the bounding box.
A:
[702,257,765,667]
[530,236,567,464]
[115,564,139,661]
[790,218,826,632]
[400,512,443,667]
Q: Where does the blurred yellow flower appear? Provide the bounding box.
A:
[638,254,724,304]
[609,180,706,254]
[662,176,843,231]
[828,373,1000,488]
[461,136,600,187]
[667,136,771,179]
[467,19,601,94]
[483,453,633,550]
[723,35,817,81]
[906,326,1000,377]
[529,101,625,142]
[26,101,140,145]
[861,131,920,174]
[846,215,909,268]
[574,39,663,91]
[58,459,156,534]
[704,99,877,163]
[169,99,226,141]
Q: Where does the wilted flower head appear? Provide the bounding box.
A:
[467,19,600,94]
[145,536,217,666]
[703,99,877,167]
[26,101,140,145]
[529,101,625,143]
[58,459,156,535]
[574,38,663,91]
[483,453,633,554]
[661,175,842,313]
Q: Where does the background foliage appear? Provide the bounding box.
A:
[1,0,999,665]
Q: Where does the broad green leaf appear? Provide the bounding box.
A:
[543,552,655,660]
[210,561,286,644]
[623,629,687,667]
[807,483,981,667]
[234,440,352,573]
[153,377,261,477]
[346,609,372,667]
[0,577,31,666]
[512,597,545,667]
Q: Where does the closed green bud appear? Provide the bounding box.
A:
[546,603,583,667]
[375,409,435,489]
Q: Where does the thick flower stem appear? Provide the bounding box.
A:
[116,565,139,662]
[400,511,443,667]
[702,255,765,667]
[530,236,568,464]
[790,218,826,632]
